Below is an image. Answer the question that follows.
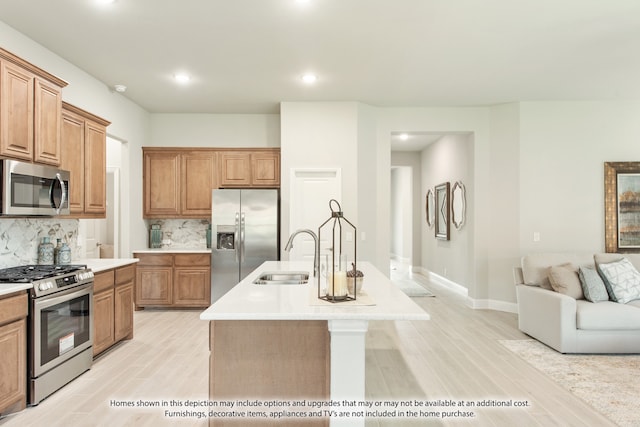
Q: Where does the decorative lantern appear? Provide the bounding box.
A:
[318,199,357,302]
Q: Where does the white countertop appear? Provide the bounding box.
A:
[133,248,211,254]
[0,259,140,296]
[79,258,139,273]
[0,283,32,297]
[200,261,430,321]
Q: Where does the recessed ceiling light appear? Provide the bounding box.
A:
[301,73,318,84]
[113,84,127,93]
[95,0,116,4]
[174,73,191,84]
[399,133,409,141]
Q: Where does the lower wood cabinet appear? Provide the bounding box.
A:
[133,252,211,309]
[0,292,27,416]
[93,264,135,357]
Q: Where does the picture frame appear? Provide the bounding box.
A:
[604,162,640,252]
[451,181,466,230]
[435,182,450,240]
[425,188,435,228]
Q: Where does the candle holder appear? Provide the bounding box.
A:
[318,199,357,303]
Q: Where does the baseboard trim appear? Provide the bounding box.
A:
[420,269,518,314]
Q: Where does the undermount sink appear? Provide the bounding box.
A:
[253,271,309,285]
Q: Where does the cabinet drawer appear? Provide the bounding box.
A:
[0,293,28,326]
[115,264,136,285]
[94,270,115,293]
[135,253,173,267]
[174,253,210,267]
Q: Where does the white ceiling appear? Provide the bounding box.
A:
[2,0,640,123]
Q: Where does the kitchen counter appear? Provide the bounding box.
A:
[79,258,139,273]
[0,259,139,296]
[201,261,429,427]
[0,283,32,297]
[133,248,211,254]
[200,261,429,321]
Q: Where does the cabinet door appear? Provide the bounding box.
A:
[181,151,216,217]
[34,78,62,165]
[84,120,107,214]
[61,110,85,214]
[251,151,280,187]
[0,61,34,161]
[0,319,26,414]
[114,282,134,341]
[174,268,211,307]
[144,151,181,217]
[93,290,115,356]
[219,151,251,187]
[135,267,173,306]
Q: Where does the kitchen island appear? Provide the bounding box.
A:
[200,261,430,427]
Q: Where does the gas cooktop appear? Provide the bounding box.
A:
[0,264,87,283]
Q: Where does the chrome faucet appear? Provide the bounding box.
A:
[284,229,319,277]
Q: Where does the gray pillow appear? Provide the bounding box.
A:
[548,264,584,299]
[578,267,609,303]
[596,258,640,304]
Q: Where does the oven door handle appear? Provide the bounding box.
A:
[33,283,93,310]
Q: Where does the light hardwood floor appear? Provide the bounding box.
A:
[0,274,616,427]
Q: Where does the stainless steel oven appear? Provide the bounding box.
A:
[0,265,94,405]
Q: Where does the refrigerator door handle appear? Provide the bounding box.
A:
[234,212,240,263]
[240,212,246,262]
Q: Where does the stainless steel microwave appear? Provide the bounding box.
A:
[1,159,70,216]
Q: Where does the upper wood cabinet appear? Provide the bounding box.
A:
[143,148,217,218]
[219,149,280,188]
[61,102,110,218]
[143,147,279,219]
[181,151,217,217]
[0,48,67,166]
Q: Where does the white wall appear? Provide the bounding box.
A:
[389,166,412,262]
[519,101,640,254]
[421,134,473,290]
[280,102,359,259]
[391,152,423,267]
[149,114,280,147]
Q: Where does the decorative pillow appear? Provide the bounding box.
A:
[548,264,584,299]
[596,258,640,304]
[578,267,609,303]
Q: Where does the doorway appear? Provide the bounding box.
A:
[79,136,123,258]
[390,166,413,278]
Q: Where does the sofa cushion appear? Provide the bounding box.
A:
[521,253,594,289]
[578,266,610,303]
[548,264,584,299]
[596,258,640,304]
[576,300,640,330]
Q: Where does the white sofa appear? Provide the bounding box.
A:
[514,253,640,353]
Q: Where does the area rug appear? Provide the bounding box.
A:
[500,339,640,426]
[392,279,434,297]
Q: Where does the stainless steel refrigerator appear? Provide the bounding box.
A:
[211,189,279,302]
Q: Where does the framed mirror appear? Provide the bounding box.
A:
[435,182,450,240]
[451,181,466,230]
[425,189,435,228]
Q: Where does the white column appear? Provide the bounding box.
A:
[328,319,369,427]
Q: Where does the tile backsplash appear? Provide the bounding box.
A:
[0,219,79,268]
[144,219,210,249]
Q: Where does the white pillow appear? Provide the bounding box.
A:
[596,258,640,304]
